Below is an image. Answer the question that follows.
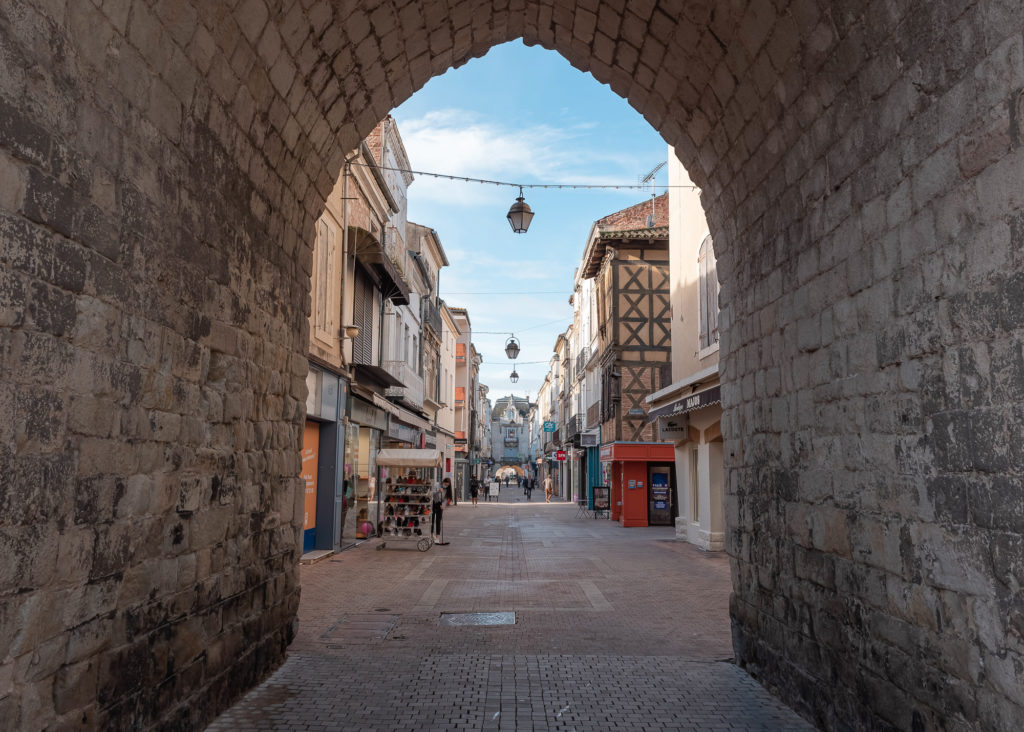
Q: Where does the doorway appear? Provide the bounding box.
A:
[648,463,676,526]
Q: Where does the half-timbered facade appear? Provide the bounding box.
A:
[582,195,673,442]
[581,195,677,527]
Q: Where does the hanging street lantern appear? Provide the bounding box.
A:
[504,336,520,360]
[506,186,534,234]
[510,367,519,383]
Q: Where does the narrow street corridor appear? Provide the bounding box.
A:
[209,489,812,731]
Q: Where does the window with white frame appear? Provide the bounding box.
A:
[698,235,719,350]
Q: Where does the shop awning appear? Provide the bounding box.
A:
[375,448,443,467]
[647,384,721,422]
[371,394,430,430]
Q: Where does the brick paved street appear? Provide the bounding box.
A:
[209,488,814,731]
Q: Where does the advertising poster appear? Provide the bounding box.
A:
[301,422,320,552]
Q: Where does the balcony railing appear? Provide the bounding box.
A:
[565,414,582,440]
[574,347,589,378]
[383,359,424,409]
[422,297,443,337]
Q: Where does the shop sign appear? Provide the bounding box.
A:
[659,415,688,436]
[543,421,556,432]
[580,432,598,447]
[649,385,722,421]
[556,450,567,461]
[388,420,419,444]
[593,486,610,511]
[599,444,614,461]
[306,366,342,421]
[682,385,720,412]
[350,397,387,430]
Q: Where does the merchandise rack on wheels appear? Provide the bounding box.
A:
[374,448,443,552]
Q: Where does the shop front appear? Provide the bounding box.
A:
[598,442,676,527]
[301,365,348,554]
[647,383,724,550]
[345,396,388,546]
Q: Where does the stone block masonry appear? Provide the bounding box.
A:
[0,0,1021,730]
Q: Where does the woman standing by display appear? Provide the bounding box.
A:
[431,480,444,544]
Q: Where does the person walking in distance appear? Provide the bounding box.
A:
[469,476,479,506]
[443,476,453,507]
[525,476,533,501]
[431,480,444,544]
[543,474,553,503]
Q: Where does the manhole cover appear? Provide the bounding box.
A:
[439,612,516,626]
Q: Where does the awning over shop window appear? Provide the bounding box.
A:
[647,384,721,422]
[374,448,443,467]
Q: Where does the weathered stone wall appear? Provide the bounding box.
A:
[0,0,1021,730]
[0,1,319,727]
[712,3,1024,729]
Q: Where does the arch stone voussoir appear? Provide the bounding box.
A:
[0,0,1021,729]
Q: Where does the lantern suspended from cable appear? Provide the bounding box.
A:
[506,187,534,234]
[504,336,520,360]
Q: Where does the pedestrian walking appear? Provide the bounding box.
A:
[431,480,444,543]
[443,477,453,507]
[470,476,479,506]
[543,475,553,503]
[525,477,533,501]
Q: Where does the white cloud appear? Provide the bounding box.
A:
[396,108,654,206]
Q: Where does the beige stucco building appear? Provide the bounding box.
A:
[646,150,723,550]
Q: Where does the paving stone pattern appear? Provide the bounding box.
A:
[1,1,1022,729]
[210,494,812,731]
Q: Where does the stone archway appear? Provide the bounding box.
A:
[495,465,525,478]
[1,1,1021,729]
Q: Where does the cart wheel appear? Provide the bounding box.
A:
[417,538,432,552]
[377,542,386,551]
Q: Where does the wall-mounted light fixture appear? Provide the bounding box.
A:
[342,324,360,339]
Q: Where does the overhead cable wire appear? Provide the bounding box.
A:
[348,160,698,191]
[445,290,566,295]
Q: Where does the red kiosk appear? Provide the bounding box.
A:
[599,442,676,527]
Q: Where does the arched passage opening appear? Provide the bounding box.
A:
[495,465,526,479]
[1,1,1021,730]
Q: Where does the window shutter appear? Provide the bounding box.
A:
[707,238,719,345]
[698,236,710,349]
[326,224,337,334]
[352,266,374,364]
[315,220,328,334]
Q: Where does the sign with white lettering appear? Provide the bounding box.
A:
[543,421,556,432]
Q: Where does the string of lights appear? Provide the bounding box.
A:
[445,290,565,295]
[348,160,698,192]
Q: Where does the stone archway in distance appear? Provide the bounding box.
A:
[0,1,1020,730]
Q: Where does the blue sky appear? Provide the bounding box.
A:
[392,41,668,406]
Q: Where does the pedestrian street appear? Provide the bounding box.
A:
[208,486,812,731]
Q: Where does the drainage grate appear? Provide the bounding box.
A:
[439,612,516,626]
[321,614,400,645]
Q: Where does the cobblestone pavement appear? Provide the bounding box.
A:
[209,487,814,731]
